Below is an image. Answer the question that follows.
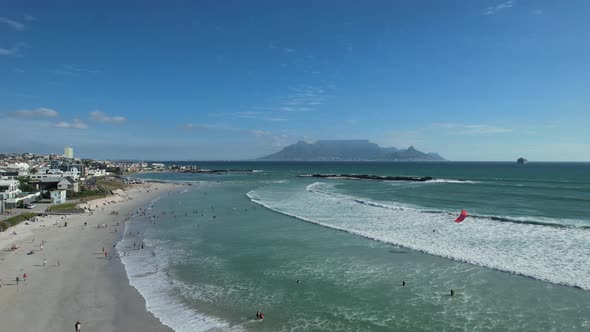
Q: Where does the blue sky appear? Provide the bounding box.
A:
[1,0,589,161]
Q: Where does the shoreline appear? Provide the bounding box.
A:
[0,182,180,331]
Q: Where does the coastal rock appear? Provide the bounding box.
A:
[299,174,435,182]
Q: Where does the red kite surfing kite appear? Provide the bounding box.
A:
[455,210,468,223]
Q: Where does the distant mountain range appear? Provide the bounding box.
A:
[257,140,445,161]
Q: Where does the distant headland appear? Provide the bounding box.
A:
[257,140,445,161]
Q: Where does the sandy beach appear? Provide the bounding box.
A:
[0,182,179,332]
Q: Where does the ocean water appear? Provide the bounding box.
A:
[122,162,590,331]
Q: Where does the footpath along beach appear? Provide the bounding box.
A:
[0,182,180,332]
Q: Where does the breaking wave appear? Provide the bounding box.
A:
[248,182,590,290]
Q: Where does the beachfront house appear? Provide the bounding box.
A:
[0,179,21,200]
[58,176,79,192]
[50,190,67,204]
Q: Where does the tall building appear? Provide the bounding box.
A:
[64,146,74,159]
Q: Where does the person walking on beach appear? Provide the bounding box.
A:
[16,276,19,285]
[43,258,46,267]
[104,251,108,259]
[57,260,61,267]
[75,320,81,332]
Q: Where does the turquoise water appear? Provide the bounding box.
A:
[123,162,590,331]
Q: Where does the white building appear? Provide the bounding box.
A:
[64,146,74,159]
[87,169,107,176]
[58,177,79,192]
[50,190,67,204]
[0,180,21,200]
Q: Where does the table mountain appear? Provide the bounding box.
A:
[258,140,445,161]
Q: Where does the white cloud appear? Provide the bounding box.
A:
[482,1,514,15]
[181,123,240,132]
[50,64,100,76]
[266,118,288,122]
[0,17,25,31]
[434,123,513,135]
[532,9,543,15]
[234,111,262,119]
[8,107,59,118]
[263,84,329,113]
[0,42,29,56]
[54,118,88,129]
[90,110,127,123]
[24,14,35,22]
[249,129,270,137]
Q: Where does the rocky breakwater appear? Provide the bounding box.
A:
[298,174,435,182]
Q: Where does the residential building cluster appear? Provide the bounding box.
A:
[0,147,171,214]
[0,147,106,212]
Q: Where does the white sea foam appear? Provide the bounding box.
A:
[247,183,590,290]
[118,213,236,331]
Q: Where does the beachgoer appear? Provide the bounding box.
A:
[104,251,108,258]
[450,289,455,296]
[23,273,27,281]
[259,313,264,320]
[75,320,81,332]
[256,311,260,319]
[402,281,406,287]
[16,276,19,285]
[297,279,300,284]
[43,259,46,267]
[57,260,61,267]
